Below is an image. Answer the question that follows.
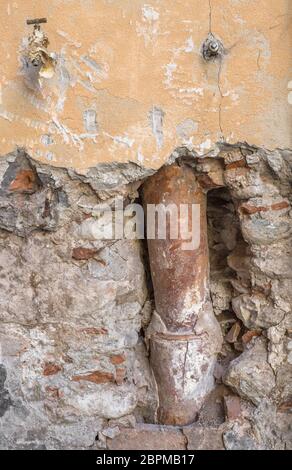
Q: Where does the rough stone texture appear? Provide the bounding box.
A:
[0,150,156,449]
[204,145,292,449]
[0,0,291,451]
[224,338,276,405]
[106,423,226,450]
[0,144,291,449]
[183,426,224,450]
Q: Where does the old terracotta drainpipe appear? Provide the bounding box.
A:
[143,162,222,426]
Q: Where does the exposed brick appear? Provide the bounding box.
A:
[197,174,223,190]
[240,203,268,215]
[242,330,261,344]
[110,354,126,365]
[81,327,108,335]
[43,362,62,376]
[9,169,39,193]
[82,212,92,220]
[182,426,224,450]
[115,367,127,385]
[224,395,242,420]
[107,424,186,450]
[271,201,290,211]
[107,424,225,451]
[225,159,246,170]
[72,247,98,260]
[72,370,114,384]
[240,200,289,215]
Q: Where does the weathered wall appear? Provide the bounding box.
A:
[0,145,291,450]
[0,150,158,449]
[1,0,292,170]
[0,0,291,450]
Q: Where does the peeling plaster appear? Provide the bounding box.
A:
[149,107,165,150]
[0,0,291,171]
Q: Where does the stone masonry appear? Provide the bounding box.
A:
[0,144,291,449]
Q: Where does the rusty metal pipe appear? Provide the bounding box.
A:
[143,163,222,425]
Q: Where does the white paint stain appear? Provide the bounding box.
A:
[199,138,213,154]
[178,87,204,96]
[164,62,177,87]
[46,152,55,161]
[77,78,96,93]
[136,5,160,46]
[288,81,292,105]
[52,118,84,149]
[0,110,14,122]
[149,106,165,150]
[83,109,98,133]
[163,37,203,105]
[57,30,82,48]
[81,56,108,82]
[176,119,198,140]
[137,146,145,164]
[184,37,194,53]
[104,132,134,148]
[40,134,54,146]
[142,5,159,21]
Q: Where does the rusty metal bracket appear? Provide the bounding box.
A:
[26,18,47,26]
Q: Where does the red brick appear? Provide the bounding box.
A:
[115,367,127,385]
[240,203,268,215]
[271,201,289,211]
[240,200,289,215]
[224,395,242,420]
[9,169,38,192]
[72,370,114,384]
[225,159,246,170]
[107,424,186,450]
[72,247,98,260]
[110,354,126,365]
[197,174,222,189]
[82,212,92,220]
[242,330,261,344]
[182,426,224,450]
[43,362,62,376]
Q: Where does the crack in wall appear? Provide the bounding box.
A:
[217,59,224,140]
[180,427,189,450]
[208,0,212,33]
[206,0,225,141]
[182,340,189,393]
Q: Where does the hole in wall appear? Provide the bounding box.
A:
[193,186,251,426]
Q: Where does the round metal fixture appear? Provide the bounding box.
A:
[202,34,224,61]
